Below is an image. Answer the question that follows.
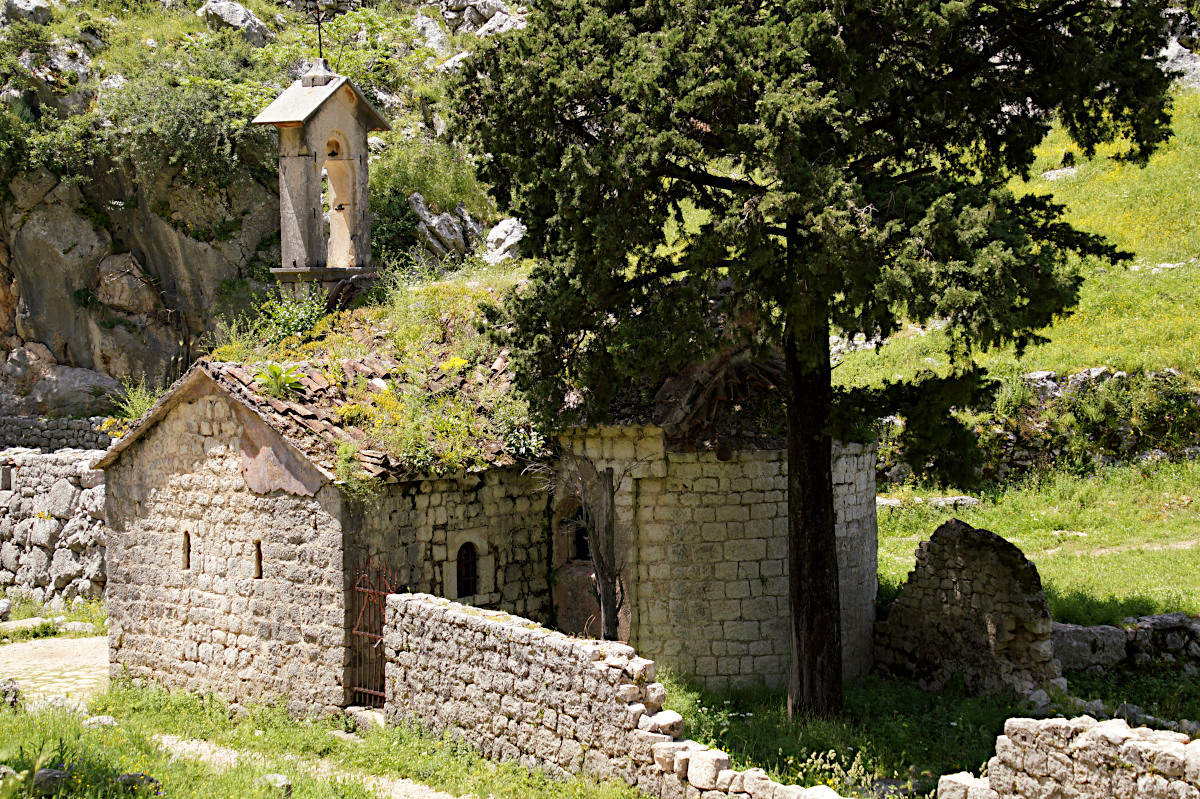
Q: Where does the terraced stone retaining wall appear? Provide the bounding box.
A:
[1053,612,1200,673]
[0,448,106,602]
[384,593,846,799]
[0,417,115,451]
[938,715,1200,799]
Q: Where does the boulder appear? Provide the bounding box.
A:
[1053,622,1129,671]
[475,10,524,37]
[1,0,51,25]
[196,0,271,46]
[413,13,450,56]
[9,168,57,210]
[484,217,526,264]
[27,366,122,417]
[0,598,8,621]
[96,253,160,315]
[0,678,19,708]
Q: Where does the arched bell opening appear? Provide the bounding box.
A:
[323,135,357,269]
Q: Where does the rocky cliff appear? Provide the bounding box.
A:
[0,157,279,414]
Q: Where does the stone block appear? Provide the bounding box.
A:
[687,749,731,789]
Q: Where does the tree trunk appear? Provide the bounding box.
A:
[595,466,621,641]
[785,323,843,719]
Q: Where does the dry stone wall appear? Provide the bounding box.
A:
[385,593,848,799]
[105,391,350,716]
[562,428,877,690]
[874,519,1061,694]
[0,448,106,602]
[938,715,1200,799]
[1054,612,1200,673]
[0,417,115,451]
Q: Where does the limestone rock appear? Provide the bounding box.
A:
[42,478,79,519]
[116,773,161,791]
[83,714,117,727]
[96,253,160,315]
[1,0,51,25]
[196,0,272,46]
[484,217,526,265]
[27,366,122,417]
[259,773,292,797]
[32,768,67,797]
[0,677,20,708]
[50,548,83,589]
[413,13,450,56]
[1052,622,1128,671]
[0,597,8,621]
[9,169,57,210]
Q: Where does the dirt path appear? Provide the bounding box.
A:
[0,635,108,699]
[156,734,460,799]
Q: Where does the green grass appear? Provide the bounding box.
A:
[81,683,640,799]
[837,89,1200,389]
[877,460,1200,626]
[1067,661,1200,722]
[0,704,376,799]
[659,670,1018,797]
[1,598,106,646]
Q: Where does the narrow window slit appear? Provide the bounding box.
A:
[254,540,263,579]
[183,531,191,570]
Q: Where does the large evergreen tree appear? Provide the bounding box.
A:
[451,0,1175,715]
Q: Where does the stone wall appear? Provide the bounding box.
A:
[0,448,106,602]
[0,416,115,451]
[561,428,877,690]
[1054,612,1200,674]
[385,593,846,799]
[353,469,549,623]
[938,715,1200,799]
[105,390,351,716]
[874,519,1061,694]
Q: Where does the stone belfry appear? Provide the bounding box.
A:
[253,59,390,295]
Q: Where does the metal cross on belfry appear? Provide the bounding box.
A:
[305,1,339,60]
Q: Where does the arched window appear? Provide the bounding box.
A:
[456,542,478,598]
[571,509,591,562]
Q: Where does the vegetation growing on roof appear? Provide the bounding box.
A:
[206,257,544,482]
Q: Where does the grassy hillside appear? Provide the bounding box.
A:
[836,89,1200,388]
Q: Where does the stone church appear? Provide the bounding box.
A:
[97,64,879,716]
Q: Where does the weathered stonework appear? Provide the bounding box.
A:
[0,416,115,451]
[104,391,350,715]
[560,428,877,689]
[1054,612,1200,673]
[0,448,106,602]
[385,593,851,799]
[939,715,1200,799]
[874,519,1061,694]
[103,380,551,715]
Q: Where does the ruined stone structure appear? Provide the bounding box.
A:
[874,519,1061,694]
[385,593,848,799]
[253,59,389,294]
[99,360,878,713]
[939,715,1200,799]
[1054,612,1200,673]
[0,448,106,603]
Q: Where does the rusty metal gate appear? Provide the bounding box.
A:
[349,561,399,708]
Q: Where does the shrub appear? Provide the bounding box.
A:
[96,32,278,190]
[258,292,328,346]
[114,375,164,420]
[370,135,494,223]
